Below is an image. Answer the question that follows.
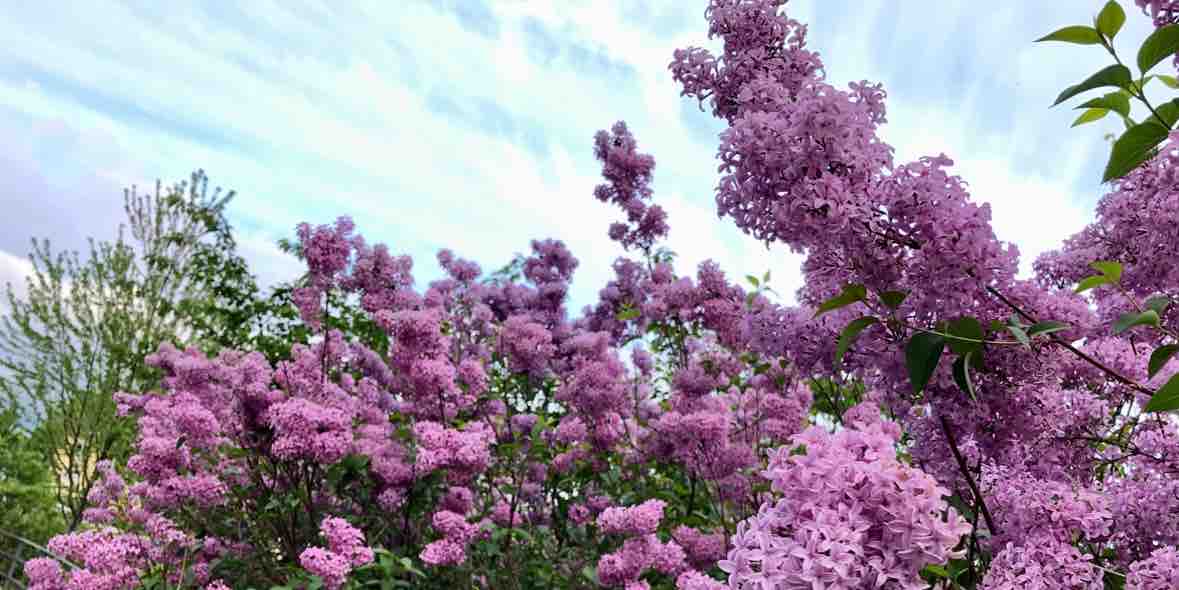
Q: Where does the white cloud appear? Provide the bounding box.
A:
[0,250,34,315]
[0,0,1163,316]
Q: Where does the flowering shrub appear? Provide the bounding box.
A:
[23,0,1179,589]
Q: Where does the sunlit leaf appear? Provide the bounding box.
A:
[1072,108,1109,127]
[1054,65,1132,106]
[1027,320,1070,338]
[1149,344,1179,378]
[1036,25,1103,45]
[814,284,867,318]
[1097,1,1127,39]
[1104,121,1169,181]
[1113,309,1161,334]
[1138,24,1179,74]
[1144,373,1179,412]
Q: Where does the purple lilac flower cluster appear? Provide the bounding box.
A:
[23,0,1179,588]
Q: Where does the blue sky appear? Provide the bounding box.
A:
[0,1,1171,313]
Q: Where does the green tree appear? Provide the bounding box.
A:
[0,407,62,562]
[0,170,244,531]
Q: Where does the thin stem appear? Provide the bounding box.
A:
[1100,36,1171,131]
[986,286,1154,395]
[936,414,998,535]
[900,321,1024,346]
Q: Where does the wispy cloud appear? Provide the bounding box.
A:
[0,1,1164,312]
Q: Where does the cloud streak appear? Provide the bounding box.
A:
[0,0,1163,312]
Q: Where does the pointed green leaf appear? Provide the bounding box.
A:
[1007,323,1032,348]
[906,332,946,395]
[1146,296,1171,315]
[1090,260,1124,282]
[1113,309,1161,334]
[1036,25,1103,45]
[947,316,985,355]
[1149,344,1179,378]
[1072,108,1109,127]
[814,283,867,318]
[616,307,640,321]
[1130,76,1153,94]
[1027,320,1071,338]
[1076,274,1112,293]
[1144,373,1179,412]
[1054,65,1132,106]
[834,317,879,370]
[1159,74,1179,88]
[1138,24,1179,74]
[1077,91,1132,117]
[952,353,977,401]
[922,564,951,579]
[1148,98,1179,128]
[746,274,760,288]
[880,290,908,309]
[1104,121,1170,181]
[1097,1,1127,39]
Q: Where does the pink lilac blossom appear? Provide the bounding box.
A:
[720,415,970,588]
[980,536,1102,590]
[299,517,373,590]
[1127,547,1179,590]
[29,2,1179,587]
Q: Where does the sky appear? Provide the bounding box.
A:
[0,0,1171,313]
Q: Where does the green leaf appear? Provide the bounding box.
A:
[746,274,760,288]
[1027,320,1071,338]
[1104,121,1170,181]
[1131,76,1154,94]
[1096,1,1127,39]
[1090,260,1124,282]
[1148,98,1179,128]
[1053,64,1132,106]
[880,290,908,309]
[952,353,977,401]
[1138,24,1179,74]
[1076,274,1112,293]
[922,564,951,579]
[1113,309,1161,334]
[1146,295,1171,315]
[1072,108,1109,127]
[1007,323,1032,348]
[1036,25,1103,45]
[834,317,879,370]
[616,307,640,321]
[1144,373,1179,412]
[581,566,598,583]
[1159,74,1179,88]
[1077,91,1132,117]
[1149,344,1179,378]
[947,316,984,355]
[906,332,946,395]
[814,283,867,318]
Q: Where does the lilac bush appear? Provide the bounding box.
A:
[23,0,1179,588]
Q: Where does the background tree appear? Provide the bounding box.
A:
[0,170,248,531]
[0,407,62,572]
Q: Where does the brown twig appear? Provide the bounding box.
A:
[936,414,998,535]
[985,286,1153,395]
